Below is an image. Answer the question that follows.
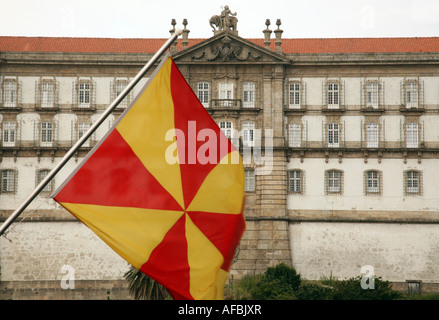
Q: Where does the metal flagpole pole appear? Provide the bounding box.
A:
[0,29,183,237]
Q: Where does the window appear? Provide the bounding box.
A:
[405,170,421,195]
[4,80,17,108]
[1,170,16,193]
[114,79,130,108]
[288,170,302,193]
[243,82,255,108]
[406,82,418,109]
[366,123,379,148]
[406,123,419,148]
[328,83,339,109]
[288,123,301,147]
[219,82,233,106]
[242,122,254,147]
[78,82,91,107]
[41,81,54,108]
[366,82,379,108]
[328,123,339,147]
[37,169,52,193]
[326,170,342,194]
[245,169,255,192]
[78,122,91,147]
[2,122,16,147]
[197,82,210,108]
[366,170,379,194]
[41,122,53,147]
[219,121,233,140]
[289,83,300,109]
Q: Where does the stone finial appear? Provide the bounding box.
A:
[170,19,178,54]
[182,19,190,50]
[263,19,272,49]
[274,19,283,54]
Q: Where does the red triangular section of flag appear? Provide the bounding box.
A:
[55,129,182,211]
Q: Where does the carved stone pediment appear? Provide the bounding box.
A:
[173,31,290,64]
[192,36,261,62]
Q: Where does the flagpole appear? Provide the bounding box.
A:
[0,29,183,237]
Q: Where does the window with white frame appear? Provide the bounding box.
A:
[4,80,17,108]
[37,169,52,193]
[366,82,379,108]
[78,82,91,107]
[242,122,254,147]
[41,122,53,147]
[406,122,419,148]
[219,82,233,106]
[289,82,301,109]
[327,123,339,147]
[405,82,418,109]
[366,170,379,193]
[2,122,16,147]
[366,123,379,148]
[41,81,55,108]
[243,82,255,108]
[405,170,420,194]
[327,82,339,109]
[288,170,302,193]
[197,82,210,108]
[1,169,16,193]
[326,170,342,194]
[244,168,255,192]
[288,123,301,147]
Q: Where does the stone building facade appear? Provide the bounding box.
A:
[1,14,439,299]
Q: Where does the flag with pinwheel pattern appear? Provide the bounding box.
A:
[52,54,246,300]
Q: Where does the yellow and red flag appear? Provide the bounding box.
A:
[52,55,245,300]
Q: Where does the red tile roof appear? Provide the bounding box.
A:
[0,36,438,54]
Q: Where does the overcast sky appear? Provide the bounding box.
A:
[1,0,438,39]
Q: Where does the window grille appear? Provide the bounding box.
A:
[37,169,52,193]
[364,170,382,195]
[288,170,303,193]
[406,123,419,148]
[2,122,16,147]
[1,169,16,193]
[244,169,255,192]
[406,82,418,108]
[366,123,379,148]
[405,170,422,195]
[288,123,301,147]
[78,122,91,147]
[366,82,379,108]
[4,80,17,108]
[40,122,53,147]
[325,170,343,194]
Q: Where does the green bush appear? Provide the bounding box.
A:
[225,274,262,300]
[225,264,404,300]
[330,276,402,300]
[251,263,301,300]
[295,282,333,300]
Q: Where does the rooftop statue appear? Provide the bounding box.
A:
[210,5,238,33]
